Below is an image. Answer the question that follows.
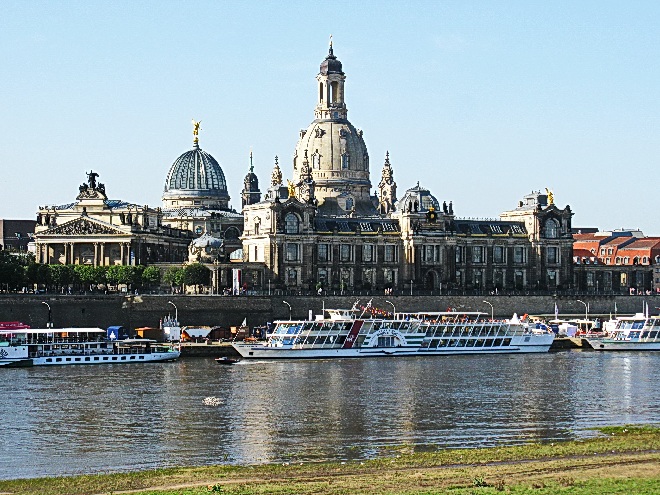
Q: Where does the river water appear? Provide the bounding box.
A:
[1,351,658,479]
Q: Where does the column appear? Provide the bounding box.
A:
[120,243,125,265]
[93,243,99,267]
[100,243,105,266]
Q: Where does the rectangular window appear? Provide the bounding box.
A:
[547,246,558,264]
[547,270,558,288]
[472,246,483,263]
[340,244,353,262]
[493,246,505,263]
[318,244,330,262]
[363,244,374,262]
[455,247,463,264]
[286,243,299,262]
[384,245,397,262]
[513,247,526,263]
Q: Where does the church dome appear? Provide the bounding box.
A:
[292,45,372,208]
[163,142,230,207]
[396,184,440,213]
[320,45,343,75]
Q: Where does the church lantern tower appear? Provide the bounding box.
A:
[378,151,397,214]
[241,151,261,209]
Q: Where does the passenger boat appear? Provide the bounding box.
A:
[232,306,554,359]
[587,313,660,351]
[0,327,181,367]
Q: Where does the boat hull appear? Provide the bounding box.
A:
[587,339,660,351]
[233,340,553,359]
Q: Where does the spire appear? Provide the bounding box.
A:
[328,34,334,57]
[271,155,282,187]
[378,151,397,215]
[249,149,254,174]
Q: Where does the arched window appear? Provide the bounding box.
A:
[331,81,339,102]
[319,82,323,103]
[224,226,240,240]
[284,213,299,234]
[312,153,320,170]
[544,218,559,238]
[253,218,260,236]
[341,153,349,169]
[345,198,354,211]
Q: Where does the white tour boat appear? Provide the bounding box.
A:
[587,313,660,351]
[232,306,554,359]
[0,327,181,367]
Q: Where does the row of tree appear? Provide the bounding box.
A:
[0,251,211,293]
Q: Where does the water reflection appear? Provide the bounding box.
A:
[0,352,657,479]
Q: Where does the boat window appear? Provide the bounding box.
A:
[493,338,503,347]
[94,357,99,360]
[46,358,52,363]
[139,356,145,359]
[336,336,347,345]
[421,340,430,348]
[467,339,476,347]
[438,339,448,347]
[503,338,512,346]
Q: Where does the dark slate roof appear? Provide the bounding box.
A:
[314,218,400,233]
[50,200,141,210]
[162,207,241,219]
[452,220,527,235]
[320,45,343,75]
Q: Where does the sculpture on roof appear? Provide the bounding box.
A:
[87,170,99,189]
[192,119,202,142]
[545,188,554,205]
[287,180,296,198]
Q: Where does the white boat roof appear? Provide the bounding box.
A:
[0,328,105,335]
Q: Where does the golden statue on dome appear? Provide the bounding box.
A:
[192,119,202,143]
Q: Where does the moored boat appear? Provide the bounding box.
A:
[587,313,660,351]
[215,356,240,365]
[0,327,181,367]
[232,305,554,359]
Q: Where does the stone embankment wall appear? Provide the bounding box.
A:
[0,294,656,330]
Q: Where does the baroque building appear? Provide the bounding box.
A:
[240,44,576,293]
[34,172,191,265]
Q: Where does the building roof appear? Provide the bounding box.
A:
[163,143,229,201]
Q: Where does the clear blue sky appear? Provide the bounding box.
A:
[2,1,659,233]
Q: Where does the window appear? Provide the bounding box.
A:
[318,244,330,262]
[345,198,354,211]
[544,219,559,238]
[253,219,260,235]
[287,268,298,285]
[312,153,320,169]
[493,246,505,263]
[340,244,353,262]
[425,245,434,262]
[284,213,299,234]
[384,245,397,262]
[363,244,374,262]
[472,246,484,263]
[318,268,328,283]
[286,243,299,261]
[341,153,349,169]
[455,247,463,264]
[547,246,559,264]
[513,247,526,264]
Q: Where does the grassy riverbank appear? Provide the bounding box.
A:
[1,426,658,495]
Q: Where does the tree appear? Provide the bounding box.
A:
[183,263,210,294]
[48,265,75,291]
[142,266,161,291]
[26,263,50,288]
[0,252,26,291]
[163,266,184,292]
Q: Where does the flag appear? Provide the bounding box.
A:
[554,303,559,320]
[241,318,247,327]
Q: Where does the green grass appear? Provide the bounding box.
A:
[0,425,657,495]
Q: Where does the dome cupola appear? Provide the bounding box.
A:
[162,120,231,209]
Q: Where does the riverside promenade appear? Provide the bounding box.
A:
[0,293,652,337]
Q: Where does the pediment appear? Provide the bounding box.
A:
[42,217,126,236]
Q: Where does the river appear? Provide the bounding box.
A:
[0,351,657,479]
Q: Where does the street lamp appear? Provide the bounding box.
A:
[576,299,588,320]
[385,300,396,318]
[482,300,494,321]
[167,300,178,323]
[282,300,292,320]
[42,301,52,328]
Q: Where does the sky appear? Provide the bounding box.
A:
[1,1,659,234]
